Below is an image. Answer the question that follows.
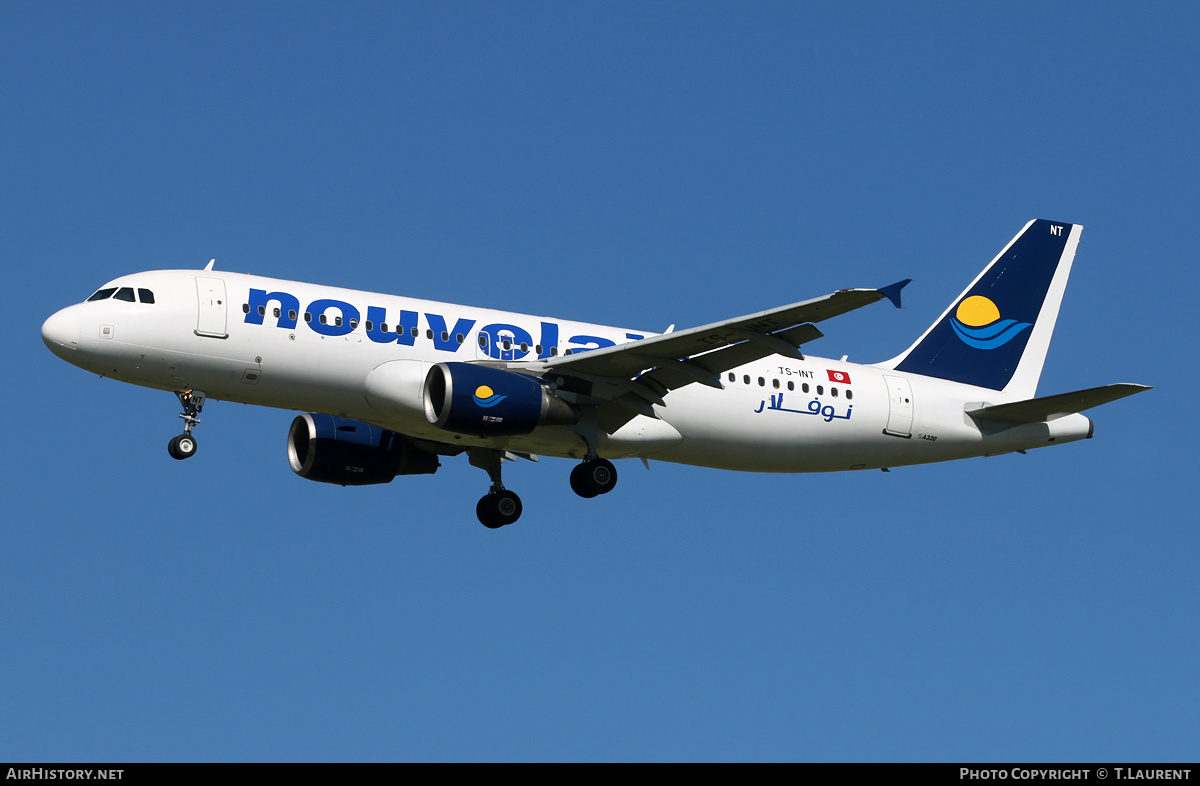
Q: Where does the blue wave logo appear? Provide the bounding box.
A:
[950,296,1032,350]
[472,385,507,408]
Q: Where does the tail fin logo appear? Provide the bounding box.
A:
[473,385,507,408]
[949,296,1032,350]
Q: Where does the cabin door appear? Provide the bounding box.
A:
[883,375,913,438]
[195,277,228,339]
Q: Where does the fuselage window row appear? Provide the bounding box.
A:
[725,375,850,398]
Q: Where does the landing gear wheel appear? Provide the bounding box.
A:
[477,489,522,529]
[168,434,197,460]
[570,458,617,498]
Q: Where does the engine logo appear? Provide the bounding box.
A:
[472,385,507,408]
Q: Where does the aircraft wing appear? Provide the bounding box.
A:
[966,383,1152,424]
[522,280,910,386]
[506,280,910,425]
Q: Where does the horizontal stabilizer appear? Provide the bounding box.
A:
[966,383,1152,424]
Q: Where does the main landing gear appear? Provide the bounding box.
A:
[567,416,617,499]
[467,448,618,530]
[469,448,523,529]
[570,457,618,498]
[168,390,205,460]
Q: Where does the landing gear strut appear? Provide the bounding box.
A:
[570,457,618,498]
[469,448,523,529]
[168,390,205,460]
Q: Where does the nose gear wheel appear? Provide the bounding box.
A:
[168,390,206,460]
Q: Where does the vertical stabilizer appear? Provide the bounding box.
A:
[882,220,1082,398]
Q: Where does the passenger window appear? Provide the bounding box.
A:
[258,305,266,316]
[138,289,155,304]
[831,387,838,397]
[457,333,465,344]
[426,329,433,339]
[114,287,135,302]
[728,373,735,383]
[304,312,312,323]
[535,344,543,354]
[757,377,765,386]
[289,310,297,321]
[411,327,418,338]
[242,303,250,313]
[550,347,558,356]
[319,314,327,325]
[478,334,488,348]
[519,342,528,352]
[802,383,809,393]
[772,379,780,389]
[787,381,794,391]
[817,385,824,395]
[273,307,281,318]
[441,331,449,342]
[365,321,374,331]
[846,389,853,400]
[88,288,117,302]
[743,375,750,385]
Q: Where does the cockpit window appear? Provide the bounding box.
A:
[87,288,117,302]
[114,287,136,302]
[138,289,155,304]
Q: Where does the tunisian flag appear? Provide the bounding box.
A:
[827,369,852,384]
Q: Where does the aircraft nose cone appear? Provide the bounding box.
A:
[42,307,80,359]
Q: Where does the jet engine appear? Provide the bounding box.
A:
[423,362,578,437]
[287,413,439,485]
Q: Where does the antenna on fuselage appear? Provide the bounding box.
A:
[204,259,215,271]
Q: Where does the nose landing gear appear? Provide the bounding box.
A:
[168,390,205,460]
[168,433,197,460]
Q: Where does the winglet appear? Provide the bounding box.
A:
[877,279,911,309]
[204,259,216,271]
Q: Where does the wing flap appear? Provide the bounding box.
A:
[966,383,1152,424]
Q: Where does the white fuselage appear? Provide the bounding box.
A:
[41,269,1093,472]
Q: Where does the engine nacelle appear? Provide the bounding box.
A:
[287,413,439,486]
[423,362,578,437]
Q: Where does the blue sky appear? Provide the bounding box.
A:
[2,2,1195,761]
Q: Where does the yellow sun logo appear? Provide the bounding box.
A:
[955,296,1001,327]
[949,295,1032,350]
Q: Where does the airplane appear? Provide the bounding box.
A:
[41,219,1149,528]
